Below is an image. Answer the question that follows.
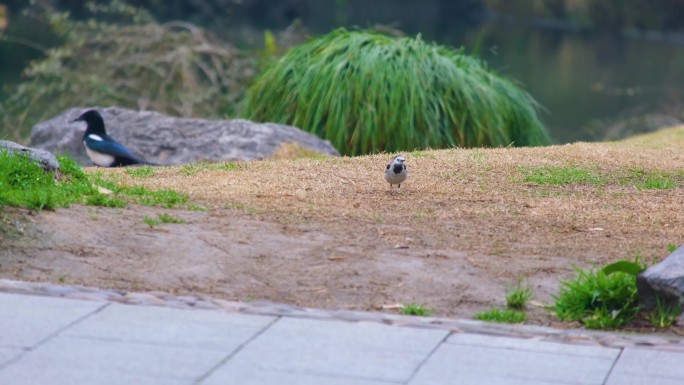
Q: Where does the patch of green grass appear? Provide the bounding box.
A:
[668,243,678,253]
[142,216,161,228]
[89,172,116,189]
[553,258,646,329]
[648,297,681,328]
[216,162,240,171]
[0,151,189,212]
[158,213,185,224]
[143,213,185,228]
[0,151,108,210]
[119,186,148,196]
[85,194,126,208]
[88,172,189,209]
[521,165,681,190]
[101,184,188,208]
[88,172,126,193]
[617,169,683,189]
[401,304,434,317]
[126,166,155,178]
[179,162,205,176]
[506,277,533,310]
[474,308,526,323]
[580,306,631,329]
[135,189,188,208]
[521,166,605,186]
[637,177,677,190]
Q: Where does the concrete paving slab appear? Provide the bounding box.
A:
[0,370,189,385]
[410,338,615,385]
[0,347,23,367]
[605,348,684,385]
[605,376,684,385]
[63,302,276,351]
[446,333,619,359]
[413,373,562,385]
[0,292,104,349]
[0,336,225,385]
[203,317,448,383]
[200,366,398,385]
[3,286,684,385]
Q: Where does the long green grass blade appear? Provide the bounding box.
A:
[244,28,550,155]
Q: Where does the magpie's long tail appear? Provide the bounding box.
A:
[113,157,160,167]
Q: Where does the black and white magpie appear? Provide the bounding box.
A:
[72,109,154,167]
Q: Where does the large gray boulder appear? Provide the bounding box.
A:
[637,246,684,312]
[30,107,339,166]
[0,140,60,171]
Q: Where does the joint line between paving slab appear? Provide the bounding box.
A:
[403,330,453,384]
[283,367,405,384]
[0,301,111,371]
[194,315,281,384]
[602,347,624,385]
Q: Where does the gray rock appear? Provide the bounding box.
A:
[30,107,339,166]
[636,246,684,312]
[0,140,60,171]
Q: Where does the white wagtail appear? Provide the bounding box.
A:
[385,155,407,188]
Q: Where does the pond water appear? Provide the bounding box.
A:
[1,12,683,144]
[446,22,684,143]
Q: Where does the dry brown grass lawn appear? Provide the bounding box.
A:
[4,126,683,327]
[103,126,684,265]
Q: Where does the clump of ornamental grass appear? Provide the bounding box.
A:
[244,28,549,156]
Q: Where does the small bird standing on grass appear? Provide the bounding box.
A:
[72,109,154,167]
[385,155,408,188]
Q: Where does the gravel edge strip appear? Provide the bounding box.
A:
[1,278,682,351]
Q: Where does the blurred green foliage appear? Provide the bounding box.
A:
[0,0,257,142]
